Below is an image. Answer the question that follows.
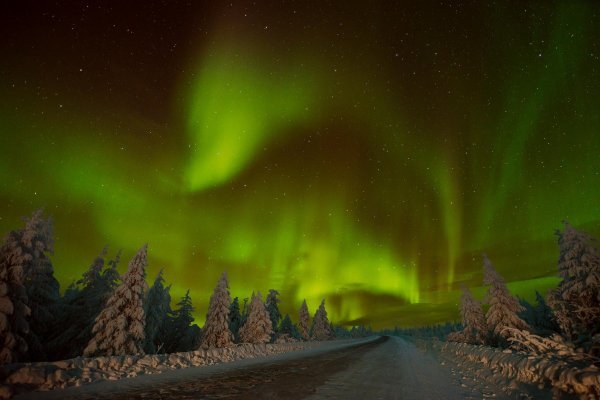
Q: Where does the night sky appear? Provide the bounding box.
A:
[1,1,599,328]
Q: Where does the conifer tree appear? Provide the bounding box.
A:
[47,247,114,360]
[265,289,281,334]
[519,291,559,336]
[483,254,529,345]
[78,246,108,290]
[0,210,57,362]
[229,297,242,342]
[0,228,31,363]
[164,290,196,353]
[84,245,148,356]
[239,292,272,344]
[178,324,202,352]
[298,299,310,340]
[458,285,487,344]
[144,270,172,354]
[99,250,122,295]
[19,210,58,360]
[200,272,233,348]
[280,314,301,339]
[310,299,332,340]
[46,248,123,360]
[240,296,250,325]
[533,291,560,334]
[548,221,599,349]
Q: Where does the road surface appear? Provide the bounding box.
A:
[17,336,526,400]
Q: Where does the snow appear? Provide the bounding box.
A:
[441,339,600,397]
[8,338,371,399]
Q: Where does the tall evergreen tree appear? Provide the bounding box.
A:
[164,290,196,353]
[99,250,122,295]
[18,210,58,361]
[298,299,310,340]
[144,270,172,354]
[47,247,114,360]
[154,284,175,353]
[458,285,487,344]
[239,292,272,344]
[548,221,599,352]
[77,246,108,290]
[0,226,32,363]
[280,314,300,340]
[483,254,529,346]
[229,297,242,342]
[310,299,332,340]
[265,289,282,334]
[200,272,233,348]
[240,296,250,326]
[84,245,148,356]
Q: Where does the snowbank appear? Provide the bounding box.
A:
[440,341,600,398]
[0,340,335,399]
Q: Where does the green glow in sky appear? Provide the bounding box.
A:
[185,47,317,190]
[0,2,598,328]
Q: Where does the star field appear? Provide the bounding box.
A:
[0,1,598,328]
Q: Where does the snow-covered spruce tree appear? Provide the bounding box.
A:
[229,297,242,342]
[144,269,172,354]
[265,289,282,335]
[239,292,273,344]
[483,254,529,346]
[84,244,148,356]
[298,299,310,340]
[547,221,599,351]
[200,272,233,348]
[164,290,195,353]
[0,228,32,363]
[458,285,487,344]
[18,210,59,361]
[310,299,332,340]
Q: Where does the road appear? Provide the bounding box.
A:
[17,336,521,400]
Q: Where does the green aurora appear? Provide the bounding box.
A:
[0,1,598,328]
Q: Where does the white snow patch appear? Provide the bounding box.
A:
[2,339,370,399]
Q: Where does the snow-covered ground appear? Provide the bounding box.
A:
[8,335,596,399]
[438,340,600,398]
[10,337,377,399]
[10,336,527,400]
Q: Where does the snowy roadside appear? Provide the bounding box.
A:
[2,337,377,400]
[437,340,600,399]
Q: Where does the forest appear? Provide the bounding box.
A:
[2,210,599,366]
[0,210,371,365]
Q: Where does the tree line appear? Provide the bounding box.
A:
[448,221,599,357]
[0,210,345,364]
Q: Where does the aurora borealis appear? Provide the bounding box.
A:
[1,1,598,328]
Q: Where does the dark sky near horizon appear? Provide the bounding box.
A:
[1,1,599,328]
